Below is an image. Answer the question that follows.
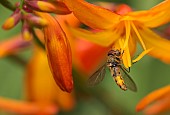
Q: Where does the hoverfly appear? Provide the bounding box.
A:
[88,49,137,92]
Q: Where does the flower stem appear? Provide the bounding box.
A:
[32,29,45,50]
[0,0,16,11]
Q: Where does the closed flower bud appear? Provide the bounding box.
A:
[35,12,73,93]
[2,9,21,30]
[25,0,57,13]
[24,13,48,27]
[22,21,32,41]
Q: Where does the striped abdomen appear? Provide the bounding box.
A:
[111,67,127,91]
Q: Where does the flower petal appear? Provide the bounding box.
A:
[35,12,73,93]
[128,36,137,56]
[136,85,170,112]
[62,0,120,29]
[52,1,72,14]
[144,99,170,115]
[138,26,170,63]
[55,14,81,68]
[68,26,119,47]
[128,0,170,28]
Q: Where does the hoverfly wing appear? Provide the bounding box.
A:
[87,64,106,86]
[120,66,137,92]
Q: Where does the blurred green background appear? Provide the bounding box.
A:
[0,0,169,115]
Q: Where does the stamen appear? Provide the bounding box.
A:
[118,38,124,53]
[125,44,132,68]
[132,48,153,63]
[131,22,146,50]
[123,21,130,50]
[119,39,131,68]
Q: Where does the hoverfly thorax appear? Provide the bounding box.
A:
[107,49,122,67]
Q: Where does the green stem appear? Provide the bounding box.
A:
[19,0,24,9]
[0,0,16,11]
[32,29,46,50]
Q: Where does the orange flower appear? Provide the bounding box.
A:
[35,12,73,93]
[62,0,170,68]
[136,85,170,115]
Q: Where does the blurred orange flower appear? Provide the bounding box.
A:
[0,97,57,114]
[26,47,75,114]
[136,85,170,115]
[73,39,108,75]
[0,34,30,58]
[63,0,170,68]
[0,47,75,115]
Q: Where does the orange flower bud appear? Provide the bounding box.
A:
[22,21,32,41]
[35,12,73,93]
[25,0,57,13]
[2,9,21,30]
[25,0,71,14]
[24,13,48,27]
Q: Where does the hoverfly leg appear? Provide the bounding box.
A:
[122,66,130,73]
[128,67,130,73]
[132,60,139,64]
[107,62,112,67]
[121,50,124,55]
